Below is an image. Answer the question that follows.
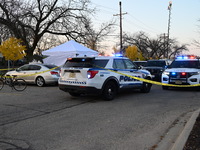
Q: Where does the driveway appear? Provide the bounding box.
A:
[0,85,200,150]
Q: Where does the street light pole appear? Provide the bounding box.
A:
[167,1,172,59]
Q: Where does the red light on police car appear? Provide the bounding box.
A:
[181,72,186,76]
[189,56,195,59]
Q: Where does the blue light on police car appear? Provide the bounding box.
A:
[114,53,123,57]
[171,72,176,76]
[176,56,183,59]
[176,55,188,59]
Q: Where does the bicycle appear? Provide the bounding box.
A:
[0,75,27,91]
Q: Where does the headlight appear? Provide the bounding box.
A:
[163,71,170,76]
[189,72,200,76]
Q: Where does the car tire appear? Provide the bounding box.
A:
[36,77,45,87]
[162,86,169,90]
[140,81,152,93]
[102,81,117,101]
[69,92,81,97]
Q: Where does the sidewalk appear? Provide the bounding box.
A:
[171,108,200,150]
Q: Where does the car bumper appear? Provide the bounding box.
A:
[59,84,101,95]
[162,75,200,85]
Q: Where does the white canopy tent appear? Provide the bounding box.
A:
[42,40,99,66]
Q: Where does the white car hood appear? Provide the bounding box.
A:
[139,69,151,75]
[5,70,17,75]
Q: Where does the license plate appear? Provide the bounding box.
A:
[69,73,75,78]
[175,80,182,84]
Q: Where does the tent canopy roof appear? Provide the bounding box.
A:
[42,40,98,56]
[42,40,99,66]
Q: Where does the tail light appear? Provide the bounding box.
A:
[50,71,59,75]
[87,70,99,79]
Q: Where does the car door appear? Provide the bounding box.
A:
[15,65,30,80]
[123,59,143,86]
[24,65,41,82]
[113,59,133,88]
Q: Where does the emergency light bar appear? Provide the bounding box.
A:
[176,55,196,60]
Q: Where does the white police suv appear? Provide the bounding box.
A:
[162,55,200,89]
[58,56,152,100]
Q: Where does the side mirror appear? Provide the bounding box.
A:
[16,68,21,72]
[167,65,171,69]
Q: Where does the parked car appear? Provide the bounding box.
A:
[133,61,147,68]
[59,56,152,100]
[143,59,171,81]
[5,63,60,87]
[162,55,200,90]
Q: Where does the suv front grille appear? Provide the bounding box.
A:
[169,72,193,84]
[169,72,194,79]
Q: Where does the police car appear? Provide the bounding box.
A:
[162,55,200,89]
[58,56,152,100]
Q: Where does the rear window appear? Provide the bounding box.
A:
[94,60,108,68]
[44,65,60,70]
[63,58,108,68]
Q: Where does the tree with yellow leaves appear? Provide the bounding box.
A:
[0,37,26,61]
[125,45,145,61]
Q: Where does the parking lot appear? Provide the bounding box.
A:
[1,84,200,150]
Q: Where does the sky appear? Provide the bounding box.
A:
[90,0,200,55]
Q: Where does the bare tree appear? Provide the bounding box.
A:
[81,19,116,51]
[193,19,200,48]
[0,0,95,61]
[123,31,188,59]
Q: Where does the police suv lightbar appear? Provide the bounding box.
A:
[176,55,196,60]
[114,53,123,57]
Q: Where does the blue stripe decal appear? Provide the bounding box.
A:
[120,83,143,86]
[89,68,149,75]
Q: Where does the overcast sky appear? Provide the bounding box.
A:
[90,0,200,55]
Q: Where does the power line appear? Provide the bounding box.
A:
[91,2,162,36]
[126,14,162,34]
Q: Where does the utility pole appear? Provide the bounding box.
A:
[114,1,127,54]
[167,1,172,59]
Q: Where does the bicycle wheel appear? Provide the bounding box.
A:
[0,79,4,90]
[13,79,27,91]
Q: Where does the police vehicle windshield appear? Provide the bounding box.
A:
[169,60,200,68]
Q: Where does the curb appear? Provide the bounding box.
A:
[170,108,200,150]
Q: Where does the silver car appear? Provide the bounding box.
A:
[5,63,60,87]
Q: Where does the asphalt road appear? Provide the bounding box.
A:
[0,85,200,150]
